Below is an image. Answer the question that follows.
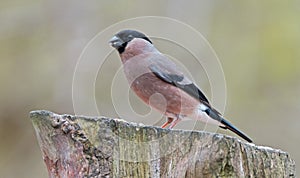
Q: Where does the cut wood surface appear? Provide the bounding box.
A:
[30,110,296,178]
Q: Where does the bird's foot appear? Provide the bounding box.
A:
[168,117,181,129]
[161,117,173,128]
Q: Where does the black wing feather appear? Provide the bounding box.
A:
[149,64,209,103]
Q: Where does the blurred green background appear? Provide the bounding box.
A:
[1,1,299,177]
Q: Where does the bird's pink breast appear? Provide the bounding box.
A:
[130,73,199,116]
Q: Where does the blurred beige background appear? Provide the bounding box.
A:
[1,1,299,177]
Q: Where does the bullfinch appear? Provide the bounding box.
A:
[109,29,252,143]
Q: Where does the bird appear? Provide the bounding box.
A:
[109,29,253,143]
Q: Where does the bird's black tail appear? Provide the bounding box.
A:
[204,107,253,143]
[220,119,253,143]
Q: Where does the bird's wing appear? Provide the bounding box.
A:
[148,55,209,104]
[148,55,253,143]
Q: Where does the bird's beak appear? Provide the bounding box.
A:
[109,35,123,49]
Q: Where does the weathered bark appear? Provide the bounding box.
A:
[30,110,296,178]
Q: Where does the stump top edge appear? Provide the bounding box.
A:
[29,110,292,156]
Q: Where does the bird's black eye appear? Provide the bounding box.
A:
[123,34,135,43]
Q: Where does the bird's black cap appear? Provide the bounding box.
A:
[109,29,152,53]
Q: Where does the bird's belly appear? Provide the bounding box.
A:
[129,73,199,116]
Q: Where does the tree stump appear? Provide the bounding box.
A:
[30,110,296,178]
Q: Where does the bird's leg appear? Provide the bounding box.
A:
[168,115,181,129]
[161,117,174,128]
